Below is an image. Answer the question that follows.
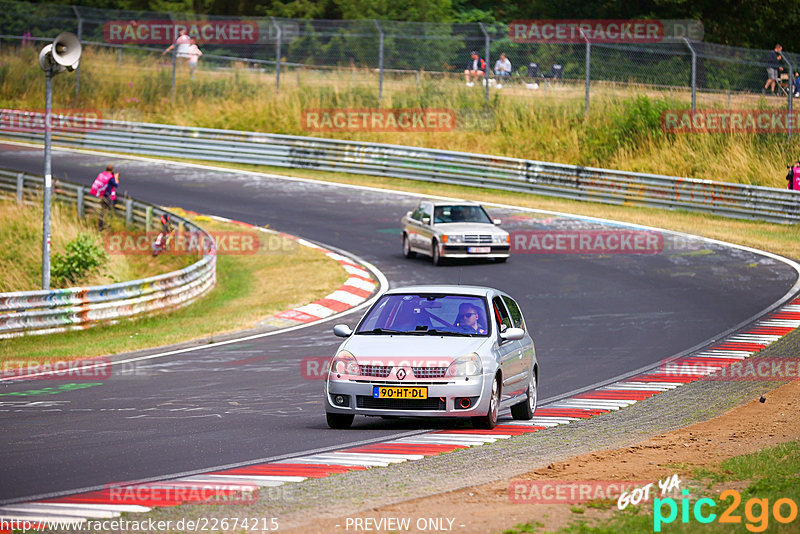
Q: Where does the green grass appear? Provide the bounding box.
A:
[2,46,800,188]
[552,441,800,533]
[0,211,348,362]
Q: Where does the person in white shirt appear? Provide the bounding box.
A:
[186,37,203,78]
[163,29,190,59]
[494,53,512,88]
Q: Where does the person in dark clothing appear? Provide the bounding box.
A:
[787,161,800,190]
[97,165,119,230]
[764,44,784,95]
[464,50,485,86]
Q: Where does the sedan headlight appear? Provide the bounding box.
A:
[444,234,464,243]
[331,350,360,376]
[493,233,510,244]
[447,352,483,377]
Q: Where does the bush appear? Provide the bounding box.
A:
[51,233,108,288]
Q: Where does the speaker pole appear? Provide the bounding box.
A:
[42,65,53,290]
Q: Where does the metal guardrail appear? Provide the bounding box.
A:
[0,168,216,338]
[2,118,800,223]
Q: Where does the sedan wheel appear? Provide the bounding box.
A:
[432,240,443,266]
[511,369,537,420]
[472,376,499,429]
[403,234,416,258]
[326,413,354,429]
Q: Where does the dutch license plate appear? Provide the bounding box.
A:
[467,246,491,253]
[373,386,428,399]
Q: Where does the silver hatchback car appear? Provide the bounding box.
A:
[401,200,511,265]
[324,285,538,429]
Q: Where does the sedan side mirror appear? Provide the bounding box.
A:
[333,324,353,338]
[500,327,525,341]
[493,219,502,225]
[422,216,431,225]
[406,211,413,218]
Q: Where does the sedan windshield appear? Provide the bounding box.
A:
[433,205,492,224]
[356,294,490,336]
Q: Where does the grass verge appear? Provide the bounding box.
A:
[0,209,348,363]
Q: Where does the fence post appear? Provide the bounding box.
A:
[374,19,384,103]
[146,205,152,230]
[125,198,133,227]
[72,5,82,101]
[271,17,281,94]
[77,186,84,217]
[479,23,490,103]
[169,13,177,103]
[16,173,23,204]
[684,38,696,112]
[581,29,590,115]
[786,56,794,140]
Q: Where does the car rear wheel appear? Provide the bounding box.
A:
[432,240,443,266]
[472,376,499,429]
[402,234,416,258]
[511,369,537,420]
[326,413,354,429]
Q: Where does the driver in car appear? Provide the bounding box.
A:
[455,303,486,334]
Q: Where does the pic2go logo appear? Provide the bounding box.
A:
[654,489,799,532]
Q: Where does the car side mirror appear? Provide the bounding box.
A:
[500,327,525,341]
[333,324,353,338]
[406,211,413,218]
[493,219,502,225]
[422,217,431,225]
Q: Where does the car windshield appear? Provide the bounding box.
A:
[356,294,490,337]
[433,205,492,224]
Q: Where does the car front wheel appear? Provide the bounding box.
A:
[403,234,416,258]
[432,240,443,266]
[326,413,354,429]
[472,376,499,429]
[511,369,537,420]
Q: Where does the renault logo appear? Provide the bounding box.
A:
[396,368,407,380]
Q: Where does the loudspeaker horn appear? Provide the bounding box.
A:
[52,32,82,71]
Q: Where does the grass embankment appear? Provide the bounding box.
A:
[0,198,188,292]
[503,441,800,533]
[2,46,799,187]
[0,209,348,362]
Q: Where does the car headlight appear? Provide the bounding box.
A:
[447,352,483,377]
[493,233,510,243]
[330,350,360,376]
[444,234,464,243]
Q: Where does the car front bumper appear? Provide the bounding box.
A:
[440,244,510,259]
[324,375,491,418]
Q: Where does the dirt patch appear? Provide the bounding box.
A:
[286,378,800,533]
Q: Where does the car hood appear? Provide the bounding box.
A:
[433,222,507,235]
[343,334,490,365]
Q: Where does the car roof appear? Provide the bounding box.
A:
[383,285,500,297]
[419,199,483,207]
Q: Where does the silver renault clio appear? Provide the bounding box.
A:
[324,285,537,429]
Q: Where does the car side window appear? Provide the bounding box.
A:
[410,205,423,221]
[421,203,433,223]
[491,297,513,334]
[502,295,525,331]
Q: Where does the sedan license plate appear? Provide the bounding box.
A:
[373,386,428,399]
[467,246,491,253]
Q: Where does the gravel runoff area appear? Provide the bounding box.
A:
[112,321,800,533]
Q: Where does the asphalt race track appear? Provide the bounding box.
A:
[0,142,797,503]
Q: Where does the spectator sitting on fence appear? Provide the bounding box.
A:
[494,53,512,88]
[464,50,485,87]
[186,37,203,79]
[764,43,784,95]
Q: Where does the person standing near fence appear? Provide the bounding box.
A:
[764,44,784,95]
[163,28,190,65]
[186,37,203,79]
[90,165,119,230]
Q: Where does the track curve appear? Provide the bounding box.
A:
[0,142,797,502]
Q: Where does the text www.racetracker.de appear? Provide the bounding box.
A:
[0,517,280,532]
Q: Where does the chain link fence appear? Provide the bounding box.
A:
[1,0,797,118]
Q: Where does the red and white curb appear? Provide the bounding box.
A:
[3,299,798,529]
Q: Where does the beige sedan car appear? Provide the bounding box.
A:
[401,200,510,265]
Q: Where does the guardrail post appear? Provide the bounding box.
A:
[479,23,490,103]
[77,186,84,217]
[684,38,696,112]
[271,17,281,94]
[125,198,133,227]
[145,205,152,229]
[374,19,384,103]
[16,173,23,204]
[72,5,82,101]
[785,56,794,140]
